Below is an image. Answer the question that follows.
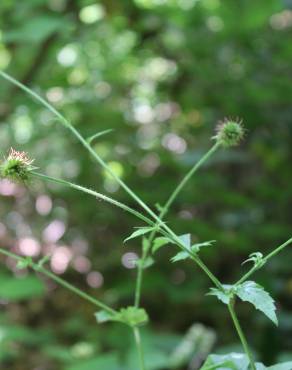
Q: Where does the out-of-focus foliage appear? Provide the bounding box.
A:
[0,0,292,369]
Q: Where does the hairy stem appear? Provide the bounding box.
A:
[161,142,220,220]
[1,73,225,370]
[0,72,222,296]
[236,236,292,286]
[0,247,116,314]
[264,236,292,262]
[156,224,223,290]
[0,71,163,225]
[189,254,222,289]
[134,143,221,306]
[134,245,148,307]
[133,327,146,370]
[31,172,155,228]
[228,299,256,370]
[134,217,222,307]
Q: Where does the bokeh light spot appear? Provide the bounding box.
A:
[73,256,91,273]
[79,4,105,24]
[121,252,138,269]
[86,271,104,288]
[57,44,78,67]
[51,246,72,274]
[19,238,41,257]
[36,195,52,216]
[43,220,66,243]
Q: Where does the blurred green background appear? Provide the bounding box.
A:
[0,0,292,369]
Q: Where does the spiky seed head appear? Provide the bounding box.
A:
[214,118,245,147]
[0,148,35,182]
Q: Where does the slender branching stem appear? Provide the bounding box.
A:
[264,237,292,262]
[133,327,146,370]
[39,267,117,314]
[161,142,220,220]
[4,71,284,369]
[0,248,116,315]
[228,299,256,370]
[189,254,222,289]
[134,143,221,306]
[1,71,222,295]
[134,245,147,307]
[0,71,164,225]
[161,226,224,290]
[31,172,155,228]
[236,237,292,286]
[134,218,223,306]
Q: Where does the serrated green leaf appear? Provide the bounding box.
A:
[171,240,216,263]
[95,310,115,324]
[143,256,155,269]
[124,227,154,243]
[200,361,237,370]
[135,256,155,269]
[152,237,173,254]
[267,362,292,370]
[207,285,234,305]
[191,240,216,253]
[178,234,191,249]
[235,281,278,325]
[200,353,292,370]
[242,252,264,268]
[16,257,33,270]
[95,306,148,327]
[200,353,250,370]
[86,129,113,145]
[115,306,148,327]
[170,251,190,263]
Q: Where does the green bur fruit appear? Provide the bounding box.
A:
[0,148,34,182]
[215,119,245,147]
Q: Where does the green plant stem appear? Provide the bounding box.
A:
[133,327,146,370]
[0,72,221,277]
[236,236,292,286]
[0,72,222,296]
[190,254,222,289]
[0,247,116,315]
[1,72,192,268]
[2,72,222,370]
[160,142,220,220]
[134,143,221,307]
[228,299,256,370]
[31,171,155,228]
[134,244,148,307]
[149,224,223,289]
[134,230,222,306]
[38,266,116,314]
[0,71,164,225]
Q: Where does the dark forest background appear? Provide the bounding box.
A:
[0,0,292,369]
